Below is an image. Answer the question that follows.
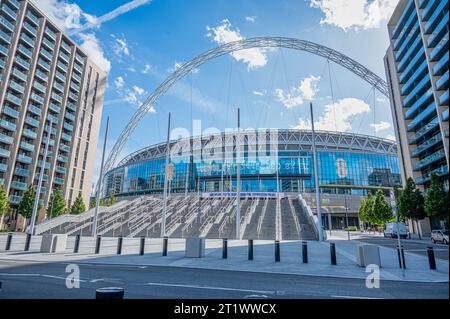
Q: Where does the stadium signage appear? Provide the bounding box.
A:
[202,192,284,198]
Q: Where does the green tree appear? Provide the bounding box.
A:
[89,196,96,209]
[371,189,394,227]
[0,185,10,230]
[70,192,86,215]
[358,192,373,224]
[397,178,426,237]
[18,186,39,220]
[424,173,449,224]
[108,194,117,206]
[46,189,67,218]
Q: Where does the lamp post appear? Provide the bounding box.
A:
[344,193,350,240]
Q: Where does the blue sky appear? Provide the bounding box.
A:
[32,0,400,182]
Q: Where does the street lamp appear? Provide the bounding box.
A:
[344,193,350,240]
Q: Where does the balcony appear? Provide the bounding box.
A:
[68,92,78,102]
[42,37,54,51]
[59,51,70,63]
[22,22,37,36]
[396,32,421,67]
[9,195,22,204]
[30,92,45,104]
[430,32,448,61]
[0,44,8,56]
[401,61,428,96]
[0,147,10,158]
[0,58,5,69]
[5,92,22,106]
[0,16,15,31]
[37,160,50,169]
[35,69,48,82]
[26,11,39,26]
[55,166,67,174]
[0,119,16,131]
[66,103,77,112]
[443,108,449,121]
[439,90,449,106]
[25,116,40,128]
[63,122,74,131]
[414,149,446,171]
[55,71,66,82]
[65,112,75,121]
[57,61,68,73]
[11,67,27,81]
[11,181,28,191]
[61,41,71,53]
[53,81,64,93]
[20,33,35,48]
[7,0,20,10]
[20,141,35,152]
[17,153,32,164]
[61,132,72,142]
[17,44,32,58]
[0,132,13,144]
[436,71,449,91]
[0,29,11,43]
[45,27,57,41]
[0,163,7,172]
[411,133,442,157]
[407,102,437,132]
[51,93,63,104]
[1,4,17,21]
[15,56,30,70]
[22,128,37,139]
[28,104,42,116]
[422,0,440,21]
[8,80,25,94]
[392,0,415,39]
[433,52,449,76]
[70,82,80,93]
[42,136,55,146]
[427,13,449,48]
[15,168,30,177]
[33,81,47,94]
[47,114,59,125]
[73,63,83,74]
[416,166,449,185]
[37,58,51,72]
[40,48,53,61]
[72,72,81,83]
[399,49,426,83]
[3,105,20,119]
[48,103,61,114]
[402,75,431,107]
[54,177,65,185]
[59,143,70,152]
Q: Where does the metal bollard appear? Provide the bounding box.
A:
[139,236,145,255]
[302,241,308,263]
[74,235,81,253]
[95,287,124,299]
[248,239,253,260]
[275,240,280,262]
[396,245,406,269]
[5,233,12,251]
[222,238,228,259]
[24,233,31,251]
[117,236,123,255]
[162,236,168,256]
[427,247,436,270]
[330,242,337,265]
[95,235,101,254]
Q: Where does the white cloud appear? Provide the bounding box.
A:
[113,37,130,57]
[370,121,391,132]
[294,97,370,132]
[206,19,267,70]
[142,64,155,74]
[78,33,111,72]
[167,61,199,74]
[245,16,256,23]
[133,85,146,96]
[385,134,396,141]
[252,90,265,96]
[309,0,398,31]
[114,76,125,89]
[275,75,321,108]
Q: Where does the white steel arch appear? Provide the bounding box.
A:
[103,37,389,172]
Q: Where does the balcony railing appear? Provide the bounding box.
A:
[0,132,13,144]
[411,133,442,157]
[17,153,32,164]
[11,181,28,191]
[414,149,446,171]
[3,105,20,119]
[0,119,16,131]
[28,104,42,116]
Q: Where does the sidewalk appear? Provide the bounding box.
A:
[0,236,448,283]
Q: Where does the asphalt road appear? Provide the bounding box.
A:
[0,260,447,299]
[354,235,449,261]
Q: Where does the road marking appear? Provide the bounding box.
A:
[145,282,276,295]
[330,295,384,299]
[0,273,86,282]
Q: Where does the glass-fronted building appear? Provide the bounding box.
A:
[103,129,401,198]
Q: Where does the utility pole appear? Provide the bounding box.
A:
[92,116,109,237]
[236,108,241,240]
[310,102,324,241]
[28,118,52,236]
[160,112,171,238]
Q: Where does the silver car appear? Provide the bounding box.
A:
[431,230,449,245]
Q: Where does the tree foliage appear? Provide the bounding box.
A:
[70,192,86,215]
[424,173,449,223]
[47,189,68,218]
[397,177,425,221]
[18,186,39,219]
[0,185,9,217]
[371,189,394,226]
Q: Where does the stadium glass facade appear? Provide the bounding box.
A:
[103,130,401,198]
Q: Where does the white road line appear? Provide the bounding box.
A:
[145,282,275,295]
[330,295,384,299]
[0,273,86,282]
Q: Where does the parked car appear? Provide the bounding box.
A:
[383,222,408,238]
[431,230,449,245]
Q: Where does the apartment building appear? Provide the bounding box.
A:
[0,0,107,228]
